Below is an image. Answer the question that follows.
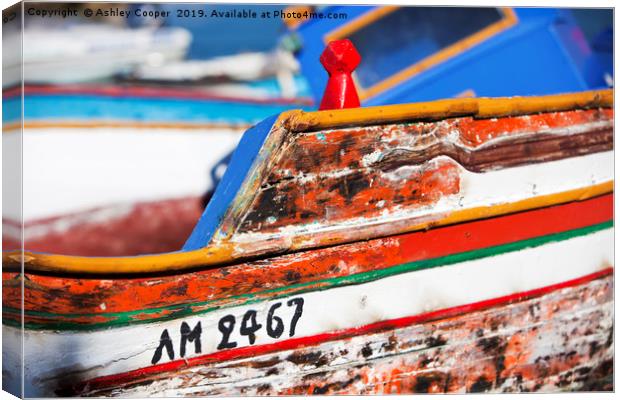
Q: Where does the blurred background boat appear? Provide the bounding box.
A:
[290,6,613,104]
[3,24,191,86]
[2,3,313,256]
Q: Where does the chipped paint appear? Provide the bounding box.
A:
[3,194,612,329]
[71,273,613,396]
[2,224,613,395]
[227,152,612,258]
[1,91,613,396]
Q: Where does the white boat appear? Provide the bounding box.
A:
[3,24,191,86]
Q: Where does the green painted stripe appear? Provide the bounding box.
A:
[4,220,613,331]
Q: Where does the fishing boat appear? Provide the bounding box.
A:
[289,6,613,103]
[2,24,192,87]
[1,36,613,395]
[2,80,312,257]
[5,5,611,259]
[2,12,312,257]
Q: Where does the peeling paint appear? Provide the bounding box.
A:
[74,274,613,396]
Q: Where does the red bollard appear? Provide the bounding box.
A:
[319,39,361,111]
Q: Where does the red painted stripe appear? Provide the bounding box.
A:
[397,193,613,262]
[76,267,613,392]
[3,84,314,106]
[7,194,613,319]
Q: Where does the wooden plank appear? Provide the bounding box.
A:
[3,194,612,328]
[69,273,613,396]
[281,89,612,133]
[2,91,613,275]
[3,229,612,395]
[237,110,612,235]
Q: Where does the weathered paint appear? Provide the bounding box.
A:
[209,101,613,261]
[184,115,279,251]
[2,225,613,395]
[281,89,612,133]
[2,181,611,275]
[234,110,612,236]
[70,272,613,396]
[3,194,612,328]
[3,90,613,275]
[3,120,252,131]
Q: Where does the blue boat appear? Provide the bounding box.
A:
[289,6,613,106]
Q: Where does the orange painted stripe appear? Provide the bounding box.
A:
[5,193,612,318]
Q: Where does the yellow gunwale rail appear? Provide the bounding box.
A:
[4,89,613,275]
[282,89,613,132]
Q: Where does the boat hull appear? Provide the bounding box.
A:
[2,125,238,256]
[2,91,614,396]
[75,272,614,396]
[2,84,312,256]
[2,197,613,396]
[5,269,612,396]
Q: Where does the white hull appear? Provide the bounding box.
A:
[4,227,612,396]
[3,126,242,222]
